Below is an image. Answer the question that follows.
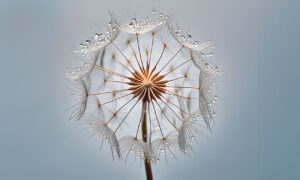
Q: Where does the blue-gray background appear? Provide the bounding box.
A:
[0,0,299,179]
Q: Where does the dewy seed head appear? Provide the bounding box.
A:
[66,10,220,163]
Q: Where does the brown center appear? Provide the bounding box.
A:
[127,67,167,102]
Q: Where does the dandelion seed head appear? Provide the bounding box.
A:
[66,10,220,163]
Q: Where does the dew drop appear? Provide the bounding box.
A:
[181,35,186,41]
[131,18,137,24]
[94,33,100,39]
[191,136,195,141]
[85,40,91,44]
[186,34,192,41]
[207,53,213,57]
[151,9,157,14]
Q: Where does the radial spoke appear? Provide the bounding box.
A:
[106,97,135,124]
[166,76,186,82]
[136,34,145,70]
[89,88,130,96]
[101,93,132,106]
[148,32,155,67]
[112,42,137,72]
[135,102,146,138]
[164,89,196,100]
[157,98,184,122]
[176,93,185,119]
[114,99,140,133]
[151,101,164,138]
[154,100,179,130]
[129,41,144,72]
[95,65,129,79]
[159,46,183,73]
[165,85,199,90]
[161,95,190,115]
[164,59,192,76]
[112,55,133,74]
[153,44,166,68]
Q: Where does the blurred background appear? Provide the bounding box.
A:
[0,0,299,179]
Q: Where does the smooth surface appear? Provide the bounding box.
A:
[0,0,299,179]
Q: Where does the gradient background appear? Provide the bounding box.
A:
[0,0,299,179]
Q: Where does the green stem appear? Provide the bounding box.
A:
[141,102,153,180]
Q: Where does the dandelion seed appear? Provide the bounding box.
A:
[198,61,220,131]
[119,135,149,162]
[115,12,169,34]
[66,51,100,82]
[69,79,90,120]
[178,113,200,152]
[168,23,214,51]
[85,115,121,159]
[150,133,179,163]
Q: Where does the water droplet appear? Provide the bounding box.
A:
[181,35,186,41]
[131,18,137,23]
[85,40,90,44]
[151,9,157,14]
[80,43,84,48]
[212,112,216,117]
[186,34,192,40]
[94,33,100,39]
[207,53,213,57]
[214,95,218,100]
[191,136,195,141]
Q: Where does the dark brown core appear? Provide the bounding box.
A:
[127,67,167,102]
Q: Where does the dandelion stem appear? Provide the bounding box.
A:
[141,102,153,180]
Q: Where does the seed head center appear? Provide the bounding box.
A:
[128,67,167,102]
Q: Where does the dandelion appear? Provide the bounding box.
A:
[66,10,220,180]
